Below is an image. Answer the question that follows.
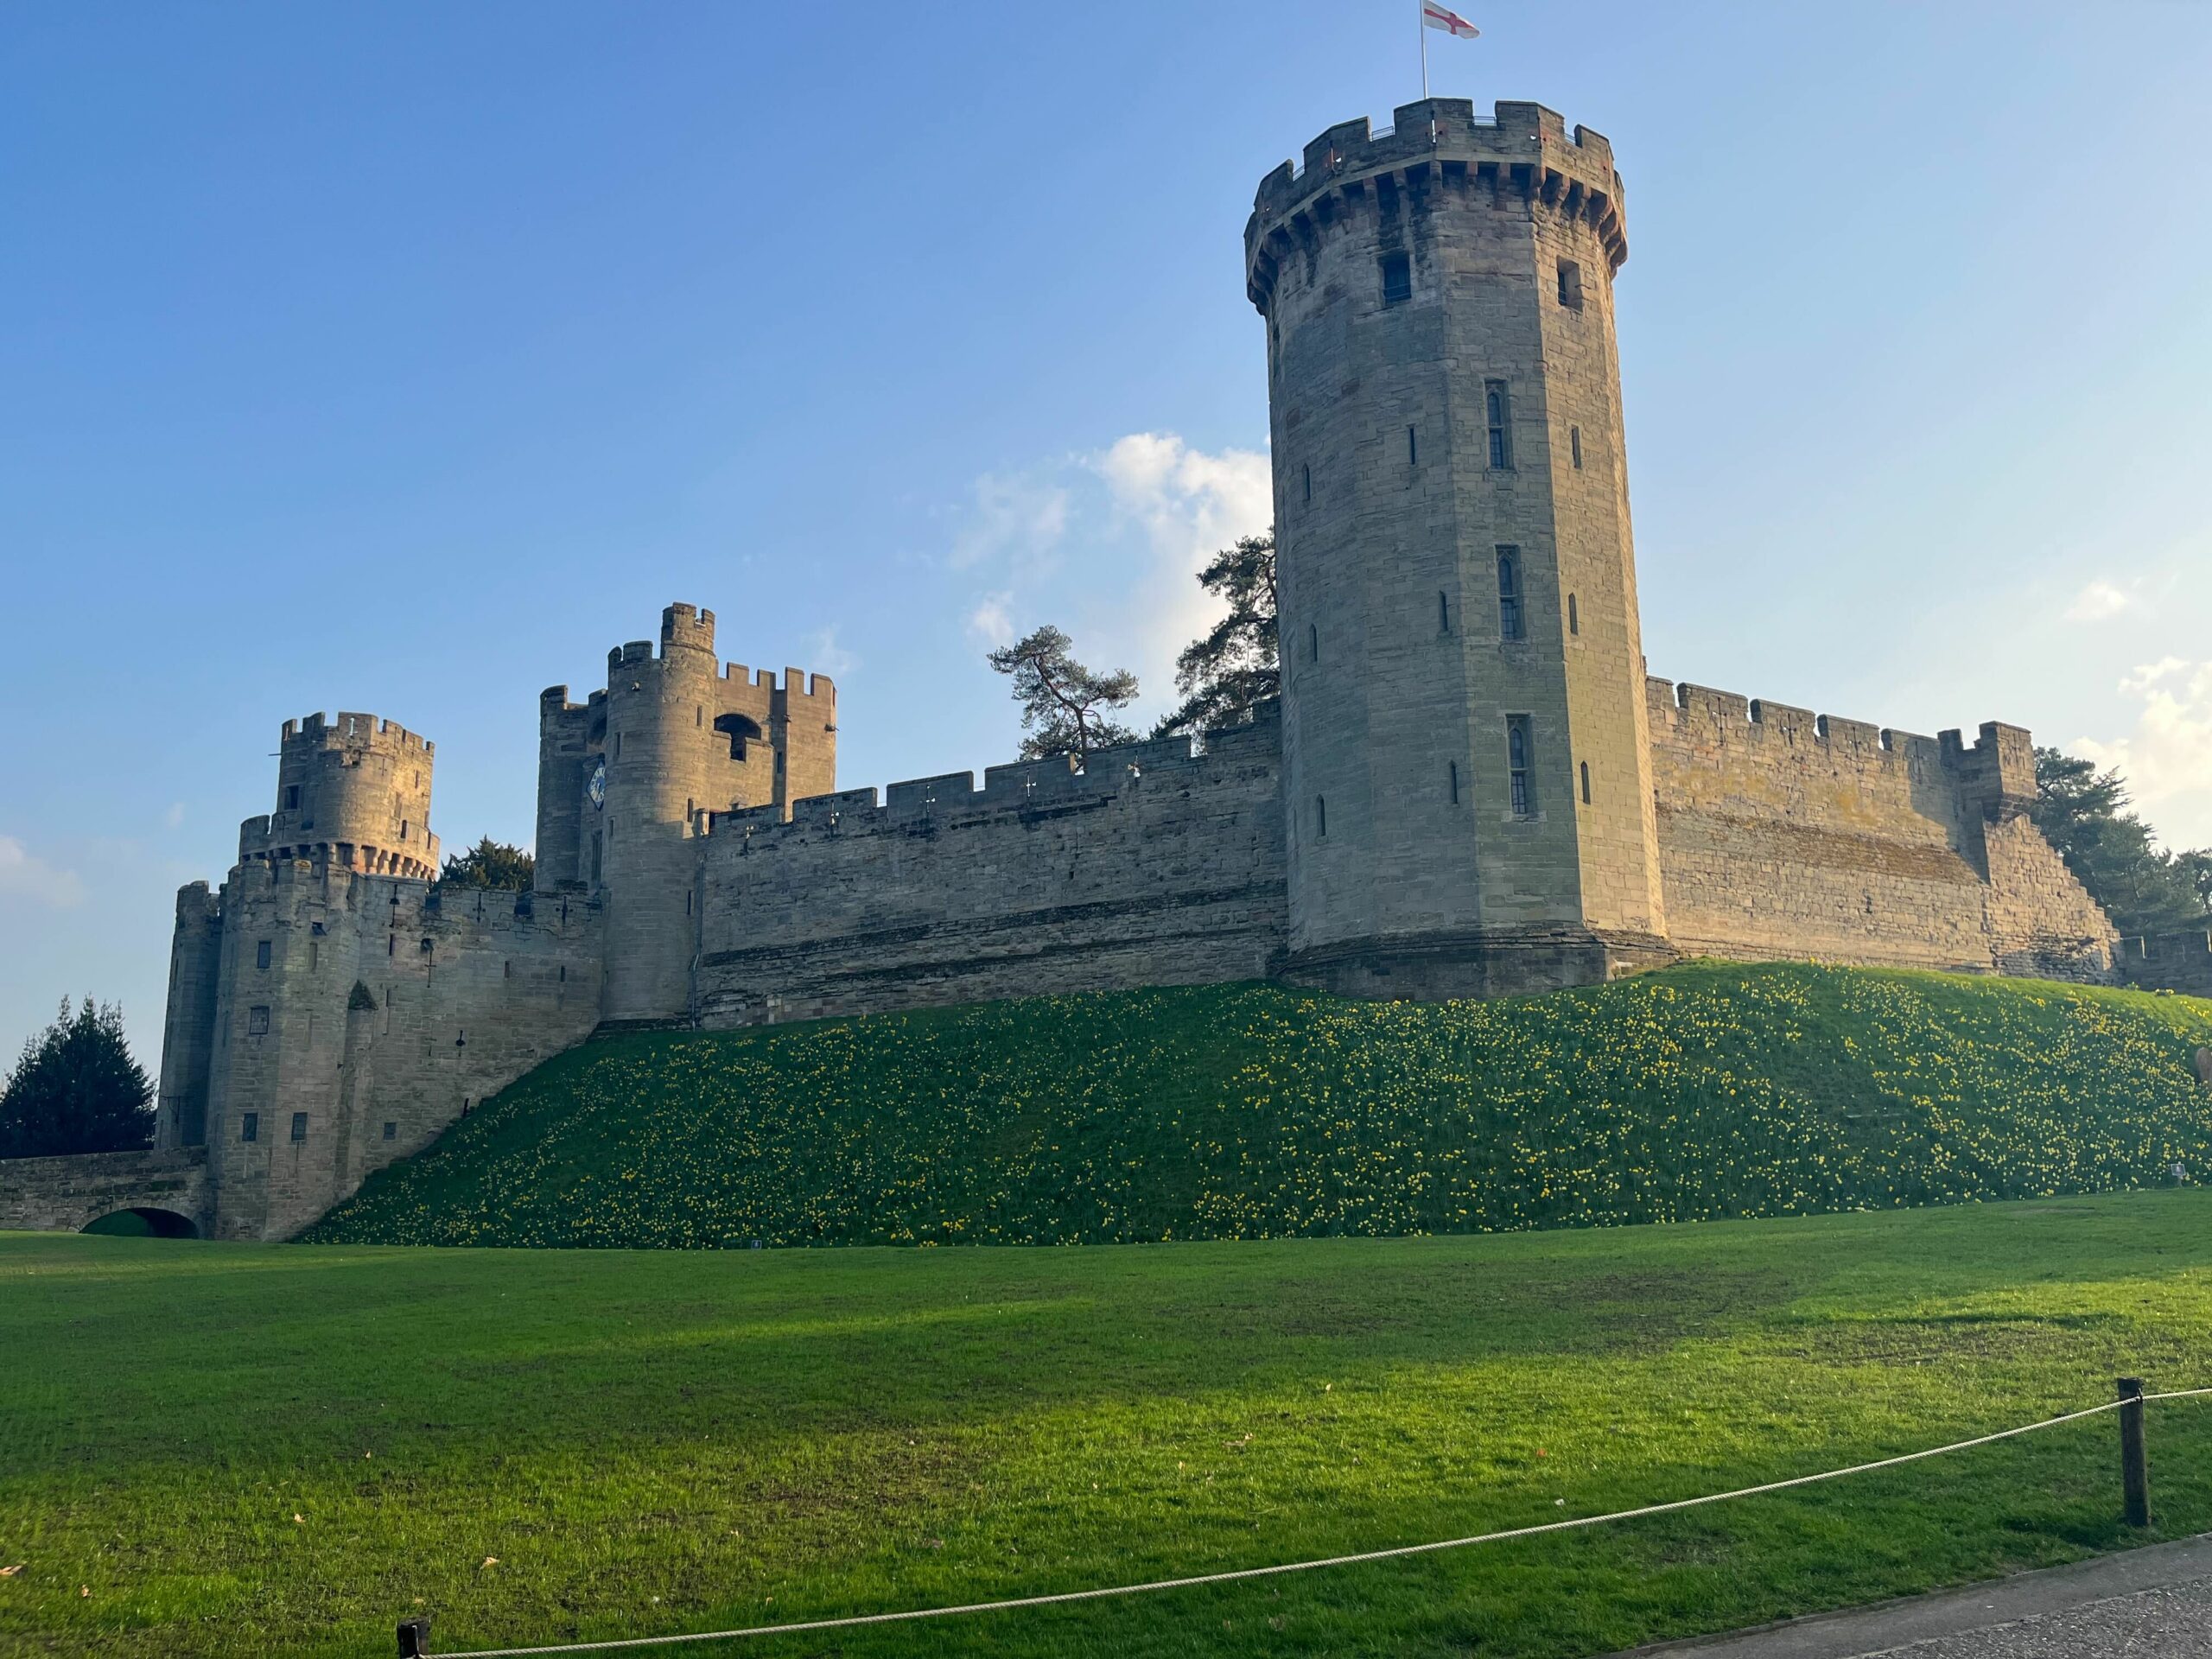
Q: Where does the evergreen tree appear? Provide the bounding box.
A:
[0,998,154,1159]
[2032,748,2209,937]
[1154,531,1279,737]
[988,625,1140,766]
[439,837,534,891]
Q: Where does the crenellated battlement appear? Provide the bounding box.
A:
[1645,677,1944,760]
[1246,98,1627,312]
[280,711,434,756]
[706,702,1282,849]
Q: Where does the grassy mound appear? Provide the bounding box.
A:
[10,1196,2212,1659]
[305,963,2212,1249]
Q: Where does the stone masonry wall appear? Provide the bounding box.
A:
[1647,677,2114,977]
[694,711,1287,1027]
[190,863,602,1239]
[2120,930,2212,997]
[0,1148,209,1235]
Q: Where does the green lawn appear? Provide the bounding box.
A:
[7,1194,2212,1658]
[308,963,2212,1249]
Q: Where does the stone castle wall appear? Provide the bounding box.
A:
[187,861,601,1239]
[693,710,1287,1027]
[1646,678,2116,978]
[2120,930,2212,998]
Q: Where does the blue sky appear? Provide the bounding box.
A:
[5,2,2211,1065]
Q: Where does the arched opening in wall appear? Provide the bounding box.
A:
[714,713,764,761]
[81,1207,200,1240]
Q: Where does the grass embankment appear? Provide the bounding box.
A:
[307,963,2212,1249]
[6,1198,2212,1658]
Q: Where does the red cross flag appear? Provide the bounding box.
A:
[1421,3,1478,39]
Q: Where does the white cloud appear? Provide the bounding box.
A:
[163,802,186,830]
[2075,658,2212,849]
[805,626,858,679]
[950,471,1069,575]
[1087,432,1273,696]
[940,431,1272,721]
[2064,579,2133,622]
[0,836,86,908]
[966,591,1016,649]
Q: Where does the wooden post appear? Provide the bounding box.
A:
[2118,1376,2150,1529]
[397,1613,432,1657]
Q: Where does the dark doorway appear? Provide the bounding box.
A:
[80,1207,200,1239]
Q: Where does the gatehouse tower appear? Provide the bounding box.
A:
[1248,98,1670,996]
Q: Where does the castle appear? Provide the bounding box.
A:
[15,98,2197,1244]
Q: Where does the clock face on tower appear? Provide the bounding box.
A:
[588,756,607,810]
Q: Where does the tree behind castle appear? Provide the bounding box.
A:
[0,998,154,1159]
[2032,749,2212,937]
[987,626,1139,766]
[439,836,534,891]
[1155,531,1278,738]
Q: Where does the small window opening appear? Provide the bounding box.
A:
[1315,796,1328,838]
[1497,547,1524,641]
[283,785,301,810]
[714,713,763,760]
[1568,594,1580,636]
[1485,380,1514,470]
[248,1005,270,1036]
[1407,424,1418,466]
[1302,462,1312,505]
[1379,251,1411,305]
[503,959,512,979]
[1449,761,1460,804]
[1508,716,1535,817]
[308,941,318,971]
[387,933,396,957]
[685,889,693,916]
[1308,622,1319,663]
[1557,257,1583,309]
[399,821,409,842]
[1580,760,1592,804]
[289,1111,308,1143]
[240,1113,258,1143]
[256,940,272,970]
[1570,425,1584,469]
[383,1121,397,1141]
[695,706,702,728]
[558,963,567,982]
[614,731,622,758]
[1439,591,1451,634]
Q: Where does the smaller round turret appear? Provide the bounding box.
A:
[238,711,439,880]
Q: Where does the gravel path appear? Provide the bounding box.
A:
[1605,1535,2212,1657]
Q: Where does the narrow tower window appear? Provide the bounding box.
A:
[1315,796,1328,838]
[290,1111,308,1143]
[240,1113,258,1143]
[1497,547,1524,641]
[1302,461,1312,505]
[1439,591,1451,634]
[1308,622,1319,664]
[383,1121,397,1141]
[1407,424,1418,466]
[1580,760,1593,804]
[1485,381,1514,470]
[1449,761,1460,804]
[1568,593,1580,636]
[1507,717,1535,817]
[1557,258,1583,309]
[256,940,272,970]
[283,785,301,810]
[1379,251,1411,305]
[1570,425,1583,468]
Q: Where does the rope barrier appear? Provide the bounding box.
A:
[423,1389,2205,1656]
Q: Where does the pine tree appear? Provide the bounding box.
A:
[0,998,155,1159]
[1154,531,1280,738]
[439,837,535,891]
[987,625,1140,766]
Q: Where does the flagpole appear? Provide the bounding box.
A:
[1419,0,1429,100]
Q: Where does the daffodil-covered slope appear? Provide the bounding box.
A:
[303,963,2212,1249]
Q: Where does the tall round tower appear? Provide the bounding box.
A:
[597,604,723,1023]
[238,711,438,880]
[1249,98,1669,998]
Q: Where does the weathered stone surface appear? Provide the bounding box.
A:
[0,1147,208,1235]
